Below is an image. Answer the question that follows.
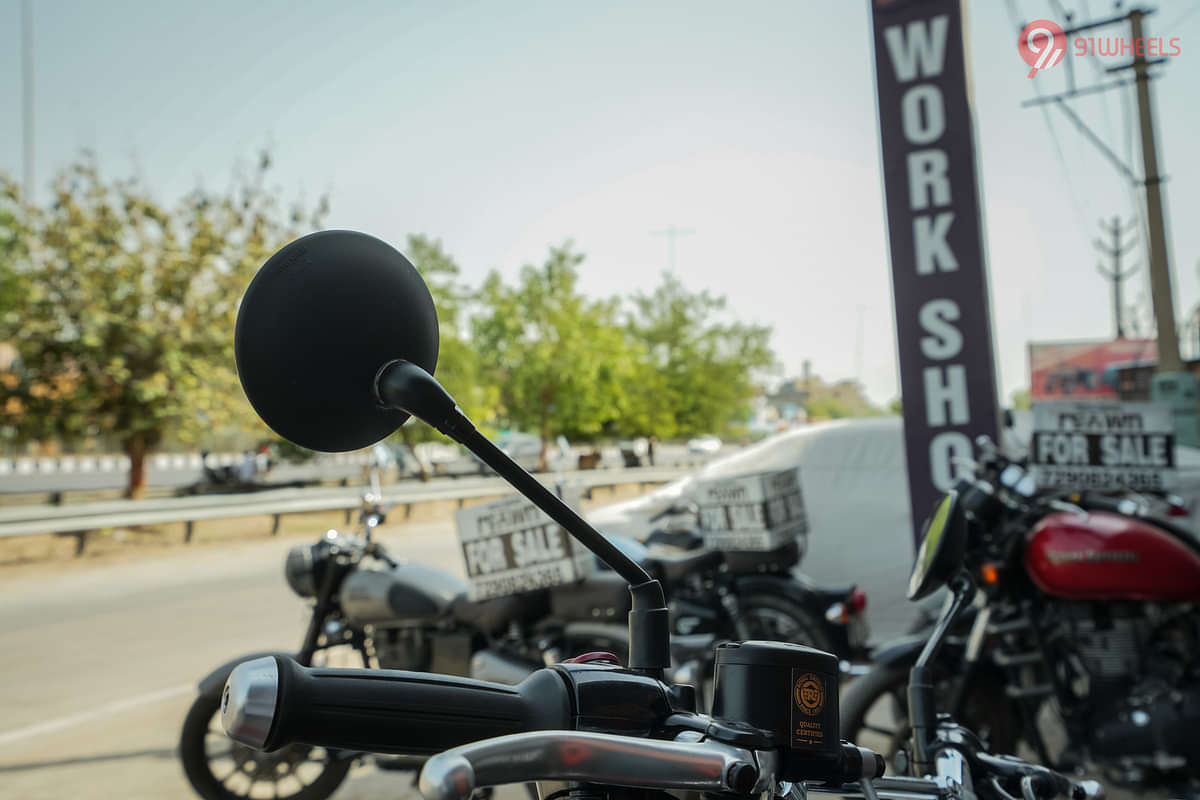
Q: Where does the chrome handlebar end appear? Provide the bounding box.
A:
[220,656,279,749]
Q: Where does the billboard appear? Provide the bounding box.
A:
[871,0,1000,544]
[1029,339,1157,401]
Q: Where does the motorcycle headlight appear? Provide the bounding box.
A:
[284,544,317,598]
[907,489,968,601]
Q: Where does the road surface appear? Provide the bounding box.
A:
[0,522,473,800]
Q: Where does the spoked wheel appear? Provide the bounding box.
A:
[839,663,913,773]
[840,662,1021,775]
[179,693,351,800]
[738,593,833,653]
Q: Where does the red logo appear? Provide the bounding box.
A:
[1019,19,1067,78]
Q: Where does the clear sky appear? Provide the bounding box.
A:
[3,0,1199,406]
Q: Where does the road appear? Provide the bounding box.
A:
[0,508,910,800]
[0,522,472,800]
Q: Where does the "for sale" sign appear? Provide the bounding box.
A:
[455,489,593,601]
[696,467,809,552]
[1031,401,1176,491]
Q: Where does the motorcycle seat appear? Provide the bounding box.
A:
[642,549,724,584]
[451,591,551,636]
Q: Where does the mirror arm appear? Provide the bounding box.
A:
[908,572,975,775]
[375,360,671,673]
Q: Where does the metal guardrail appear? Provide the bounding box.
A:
[0,467,688,554]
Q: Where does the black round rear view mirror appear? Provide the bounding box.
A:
[234,230,439,452]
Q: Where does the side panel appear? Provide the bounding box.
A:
[1026,512,1200,601]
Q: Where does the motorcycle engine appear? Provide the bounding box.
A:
[1047,603,1200,778]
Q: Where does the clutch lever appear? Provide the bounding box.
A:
[417,731,772,800]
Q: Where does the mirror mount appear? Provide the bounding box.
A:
[907,571,976,774]
[375,360,672,674]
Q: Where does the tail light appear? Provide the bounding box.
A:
[1167,495,1190,518]
[848,588,868,614]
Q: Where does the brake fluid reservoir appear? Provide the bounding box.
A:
[710,640,839,767]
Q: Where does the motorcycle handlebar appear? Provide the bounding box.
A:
[418,731,768,800]
[221,656,572,755]
[972,751,1104,800]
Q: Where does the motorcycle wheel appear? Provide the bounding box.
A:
[840,661,1020,773]
[738,593,834,653]
[179,693,352,800]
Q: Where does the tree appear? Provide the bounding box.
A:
[1,153,324,496]
[472,243,642,467]
[388,235,493,479]
[627,273,776,437]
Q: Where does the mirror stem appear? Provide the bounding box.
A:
[908,572,975,774]
[375,360,671,673]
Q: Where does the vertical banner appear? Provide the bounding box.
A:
[870,0,1000,544]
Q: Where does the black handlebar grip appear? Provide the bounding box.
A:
[223,656,572,755]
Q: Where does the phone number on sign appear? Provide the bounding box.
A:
[470,564,576,600]
[1034,468,1168,491]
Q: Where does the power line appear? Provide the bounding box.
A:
[1006,0,1090,234]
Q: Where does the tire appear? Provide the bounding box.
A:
[179,693,352,800]
[839,661,912,770]
[840,660,1021,772]
[738,593,834,654]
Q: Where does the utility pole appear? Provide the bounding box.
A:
[1094,216,1138,339]
[1123,9,1182,371]
[650,226,694,273]
[1023,7,1197,444]
[22,0,34,202]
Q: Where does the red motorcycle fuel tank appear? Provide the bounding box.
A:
[1025,511,1200,601]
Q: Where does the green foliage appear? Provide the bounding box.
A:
[627,273,776,438]
[3,158,779,474]
[803,377,885,420]
[472,243,645,449]
[1010,388,1032,411]
[0,153,323,494]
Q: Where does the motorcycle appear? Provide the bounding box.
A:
[181,483,852,798]
[841,438,1200,795]
[217,228,1104,800]
[628,504,869,662]
[179,480,638,800]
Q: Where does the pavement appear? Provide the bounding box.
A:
[0,522,472,800]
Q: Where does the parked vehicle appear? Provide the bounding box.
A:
[841,438,1200,795]
[220,228,1103,800]
[616,503,870,664]
[179,486,636,800]
[178,447,312,495]
[688,434,723,454]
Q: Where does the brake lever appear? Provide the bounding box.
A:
[417,731,770,800]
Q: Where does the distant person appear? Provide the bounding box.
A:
[236,451,257,483]
[647,435,658,466]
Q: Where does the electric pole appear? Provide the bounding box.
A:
[1022,7,1198,444]
[1094,216,1138,339]
[1123,9,1182,371]
[650,226,694,273]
